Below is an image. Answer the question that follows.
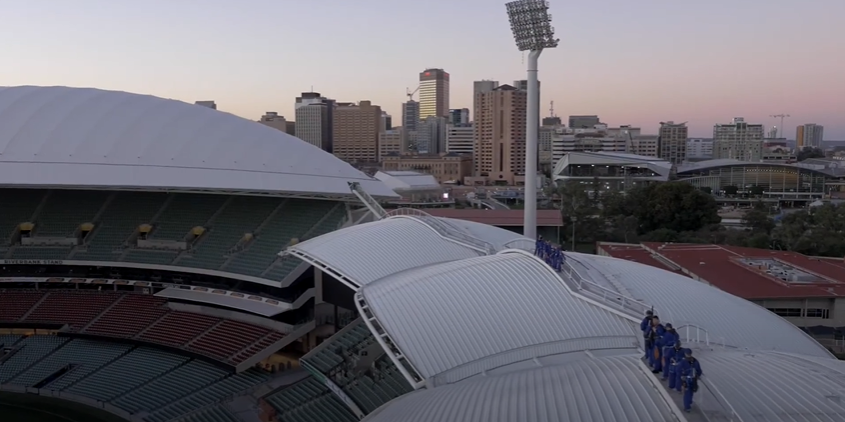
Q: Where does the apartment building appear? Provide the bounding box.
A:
[381,153,472,184]
[713,117,764,161]
[472,84,527,185]
[658,121,688,164]
[332,100,382,163]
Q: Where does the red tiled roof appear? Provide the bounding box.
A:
[612,242,845,299]
[422,209,563,226]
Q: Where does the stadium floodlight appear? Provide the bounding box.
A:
[506,0,559,240]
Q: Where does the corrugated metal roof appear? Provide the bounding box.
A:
[362,355,677,422]
[360,253,639,381]
[288,217,481,287]
[567,253,833,359]
[695,349,845,421]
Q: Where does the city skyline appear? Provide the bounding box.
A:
[2,0,843,138]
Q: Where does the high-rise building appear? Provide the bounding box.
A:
[258,112,288,132]
[332,100,382,163]
[401,100,420,152]
[712,117,764,161]
[195,100,217,110]
[539,117,562,167]
[449,108,470,126]
[569,115,600,129]
[419,69,450,119]
[473,85,527,184]
[473,80,499,122]
[381,112,392,131]
[295,92,334,152]
[446,123,474,157]
[796,124,824,149]
[513,80,541,128]
[417,116,447,154]
[379,127,404,160]
[686,139,714,159]
[542,116,562,126]
[658,121,688,165]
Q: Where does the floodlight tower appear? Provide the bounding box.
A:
[506,0,559,240]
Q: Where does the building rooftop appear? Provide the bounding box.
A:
[422,209,563,227]
[374,171,440,191]
[598,242,845,299]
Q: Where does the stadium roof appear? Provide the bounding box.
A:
[374,171,440,191]
[677,158,845,177]
[552,151,672,181]
[0,86,396,199]
[357,251,639,386]
[365,349,845,422]
[285,213,528,289]
[598,242,845,299]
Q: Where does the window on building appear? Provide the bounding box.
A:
[767,308,801,318]
[805,309,830,319]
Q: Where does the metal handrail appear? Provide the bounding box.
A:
[387,208,497,254]
[673,323,731,349]
[559,257,654,318]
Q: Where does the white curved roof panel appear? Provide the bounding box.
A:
[287,217,482,288]
[359,252,639,385]
[695,349,845,421]
[0,86,396,198]
[437,217,527,249]
[567,253,833,358]
[362,355,677,422]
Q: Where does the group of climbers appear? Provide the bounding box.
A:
[534,236,565,271]
[641,310,703,413]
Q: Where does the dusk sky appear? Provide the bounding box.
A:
[2,0,843,139]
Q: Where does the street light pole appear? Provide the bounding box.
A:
[506,0,559,240]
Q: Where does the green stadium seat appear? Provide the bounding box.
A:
[146,369,269,422]
[174,405,240,422]
[34,190,109,238]
[0,335,69,383]
[149,194,228,240]
[178,196,280,271]
[73,192,167,261]
[112,360,228,414]
[265,377,357,422]
[0,189,44,243]
[122,249,178,265]
[68,348,188,402]
[9,339,132,388]
[9,246,72,260]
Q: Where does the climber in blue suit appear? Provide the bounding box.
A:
[646,316,665,371]
[665,342,685,389]
[659,323,679,376]
[640,310,653,360]
[679,349,703,412]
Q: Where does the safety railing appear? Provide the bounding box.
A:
[673,323,731,349]
[386,208,497,255]
[299,359,366,419]
[560,257,653,319]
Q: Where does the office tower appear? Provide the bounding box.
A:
[402,101,420,131]
[542,116,562,126]
[195,100,217,109]
[419,68,450,119]
[686,138,714,159]
[473,80,499,122]
[473,85,527,184]
[658,121,688,165]
[569,115,600,129]
[712,117,764,161]
[381,112,392,131]
[379,127,404,160]
[796,124,824,149]
[629,135,659,157]
[417,116,447,154]
[447,123,474,156]
[514,80,541,128]
[258,112,288,132]
[333,100,382,163]
[295,92,334,152]
[449,108,470,126]
[284,121,296,136]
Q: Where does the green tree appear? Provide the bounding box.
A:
[699,186,713,195]
[635,182,721,233]
[743,208,775,234]
[797,147,825,161]
[749,185,765,196]
[724,185,739,196]
[555,181,597,246]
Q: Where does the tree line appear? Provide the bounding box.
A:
[551,179,845,258]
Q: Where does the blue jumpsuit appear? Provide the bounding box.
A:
[679,357,703,411]
[665,347,684,389]
[660,330,679,377]
[647,324,665,368]
[640,316,652,359]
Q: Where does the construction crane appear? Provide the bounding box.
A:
[770,114,790,138]
[406,86,420,101]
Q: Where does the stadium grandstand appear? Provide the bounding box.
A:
[1,85,845,422]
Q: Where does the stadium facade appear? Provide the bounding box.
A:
[1,86,844,422]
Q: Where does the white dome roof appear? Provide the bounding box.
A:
[0,86,396,198]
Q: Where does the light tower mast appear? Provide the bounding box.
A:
[506,0,559,240]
